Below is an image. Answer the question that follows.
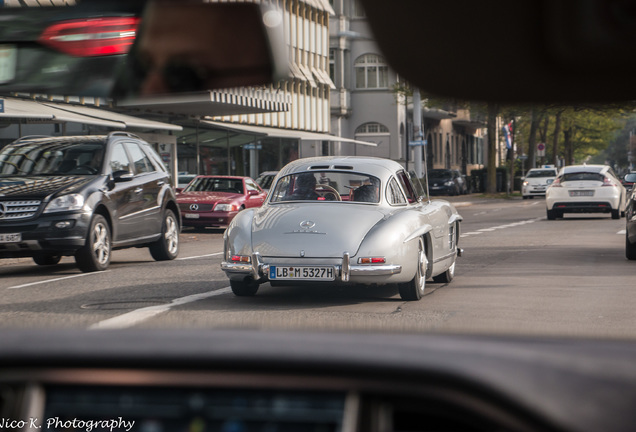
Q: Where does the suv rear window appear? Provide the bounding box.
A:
[562,172,604,182]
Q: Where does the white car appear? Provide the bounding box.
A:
[522,168,558,199]
[545,165,627,220]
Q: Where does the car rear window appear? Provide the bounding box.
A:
[185,177,244,194]
[561,172,604,182]
[270,171,380,203]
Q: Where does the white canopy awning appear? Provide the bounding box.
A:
[203,120,377,147]
[0,97,182,131]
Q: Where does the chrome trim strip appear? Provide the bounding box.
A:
[221,262,253,273]
[341,252,350,282]
[349,264,402,275]
[119,205,161,220]
[252,252,262,279]
[433,251,457,264]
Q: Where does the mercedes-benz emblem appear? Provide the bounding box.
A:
[0,203,5,219]
[189,204,199,211]
[299,220,315,229]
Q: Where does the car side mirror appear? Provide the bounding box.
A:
[175,187,184,194]
[113,170,134,182]
[248,190,259,196]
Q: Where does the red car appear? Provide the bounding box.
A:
[177,176,267,228]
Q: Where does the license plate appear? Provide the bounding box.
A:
[269,265,335,281]
[184,213,200,219]
[0,233,21,243]
[0,45,17,84]
[569,190,594,197]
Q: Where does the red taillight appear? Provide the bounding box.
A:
[38,17,140,57]
[358,257,386,264]
[602,177,615,187]
[231,256,251,263]
[551,178,562,187]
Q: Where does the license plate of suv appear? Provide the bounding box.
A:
[269,266,335,281]
[569,190,594,197]
[0,233,21,243]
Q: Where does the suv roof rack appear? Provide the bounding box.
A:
[108,131,141,140]
[14,135,51,142]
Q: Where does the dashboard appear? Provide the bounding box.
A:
[1,330,636,432]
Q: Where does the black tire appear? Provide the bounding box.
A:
[33,255,61,266]
[547,209,557,220]
[522,196,528,200]
[627,232,636,261]
[398,237,427,301]
[611,208,620,220]
[433,258,456,283]
[149,209,180,261]
[230,278,259,296]
[75,214,111,272]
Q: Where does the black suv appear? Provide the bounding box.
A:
[0,132,180,272]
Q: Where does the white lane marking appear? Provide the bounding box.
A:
[177,252,223,261]
[7,271,110,290]
[460,218,540,238]
[460,232,484,237]
[88,287,232,330]
[618,230,626,235]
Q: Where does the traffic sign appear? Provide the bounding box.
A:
[409,139,427,147]
[537,142,546,157]
[244,143,262,150]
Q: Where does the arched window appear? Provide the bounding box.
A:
[355,122,389,135]
[355,54,389,89]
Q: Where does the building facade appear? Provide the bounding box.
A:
[328,0,486,177]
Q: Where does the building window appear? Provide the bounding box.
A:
[352,0,366,18]
[329,49,336,85]
[355,122,389,134]
[354,54,389,89]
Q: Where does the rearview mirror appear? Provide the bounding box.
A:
[0,1,288,99]
[111,1,288,99]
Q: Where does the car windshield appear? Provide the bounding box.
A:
[428,170,452,179]
[526,170,556,178]
[624,173,636,182]
[270,171,381,203]
[0,0,635,344]
[184,177,244,194]
[0,140,104,176]
[255,173,276,189]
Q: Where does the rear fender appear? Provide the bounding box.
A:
[224,208,256,258]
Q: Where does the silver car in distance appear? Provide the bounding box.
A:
[221,157,463,301]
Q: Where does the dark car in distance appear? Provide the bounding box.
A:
[177,175,267,229]
[626,186,636,260]
[621,172,636,192]
[0,132,180,272]
[428,169,467,196]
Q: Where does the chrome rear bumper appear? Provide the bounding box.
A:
[221,251,402,281]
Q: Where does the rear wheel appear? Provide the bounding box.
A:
[149,209,180,261]
[627,232,636,260]
[230,277,259,296]
[433,260,455,283]
[611,208,620,219]
[75,214,111,272]
[398,237,427,301]
[547,208,557,220]
[33,254,61,266]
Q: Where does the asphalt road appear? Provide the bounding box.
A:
[1,196,634,338]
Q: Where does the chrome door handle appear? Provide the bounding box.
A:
[134,187,143,194]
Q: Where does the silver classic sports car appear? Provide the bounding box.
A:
[221,156,463,301]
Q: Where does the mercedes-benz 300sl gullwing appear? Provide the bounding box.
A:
[221,157,463,301]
